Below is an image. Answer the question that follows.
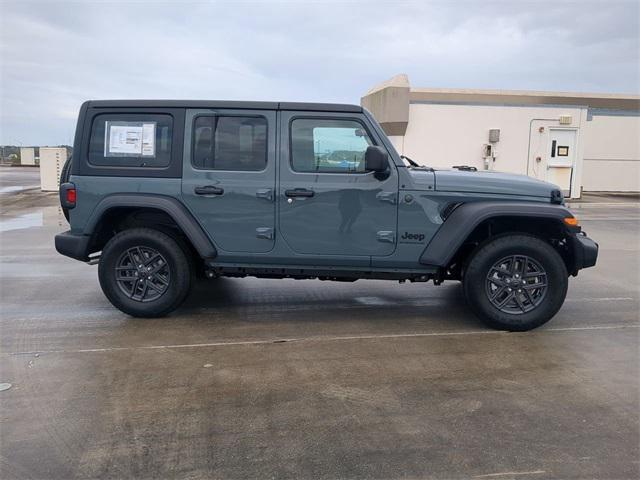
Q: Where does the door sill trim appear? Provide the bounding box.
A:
[205,261,437,280]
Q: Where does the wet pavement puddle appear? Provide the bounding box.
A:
[0,212,43,232]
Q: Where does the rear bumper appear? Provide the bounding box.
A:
[571,232,598,273]
[55,231,91,261]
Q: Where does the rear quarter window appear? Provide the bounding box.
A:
[88,114,173,168]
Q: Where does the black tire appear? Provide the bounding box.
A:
[60,155,72,184]
[98,228,193,317]
[463,234,568,331]
[60,156,72,222]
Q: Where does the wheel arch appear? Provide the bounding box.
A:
[84,194,217,259]
[420,201,579,274]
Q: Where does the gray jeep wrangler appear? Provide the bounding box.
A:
[55,100,598,331]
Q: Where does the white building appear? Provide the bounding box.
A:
[39,147,70,191]
[362,75,640,198]
[19,147,37,166]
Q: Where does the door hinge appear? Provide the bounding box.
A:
[256,227,274,240]
[376,191,397,204]
[256,188,273,201]
[376,231,395,243]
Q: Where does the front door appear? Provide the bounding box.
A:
[181,109,277,253]
[278,112,398,258]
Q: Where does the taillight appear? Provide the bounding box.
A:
[66,187,77,205]
[60,182,76,209]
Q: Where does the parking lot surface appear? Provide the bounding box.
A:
[1,167,639,479]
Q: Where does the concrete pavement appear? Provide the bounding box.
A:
[1,169,638,479]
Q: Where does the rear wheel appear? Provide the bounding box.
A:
[98,228,193,317]
[463,234,568,331]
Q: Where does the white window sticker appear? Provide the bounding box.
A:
[141,123,156,156]
[105,121,156,157]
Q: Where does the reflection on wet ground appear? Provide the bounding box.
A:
[0,211,43,232]
[0,185,39,194]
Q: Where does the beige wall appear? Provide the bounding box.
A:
[380,102,640,197]
[401,103,583,172]
[582,115,640,192]
[19,147,36,166]
[362,75,639,196]
[39,147,69,191]
[400,103,587,197]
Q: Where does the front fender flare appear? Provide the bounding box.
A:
[84,194,217,258]
[419,201,574,267]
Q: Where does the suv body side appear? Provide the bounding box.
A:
[55,99,598,329]
[60,100,596,278]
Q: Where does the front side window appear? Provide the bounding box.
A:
[89,114,173,168]
[290,118,374,173]
[192,116,267,171]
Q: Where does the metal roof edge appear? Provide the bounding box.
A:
[85,100,362,113]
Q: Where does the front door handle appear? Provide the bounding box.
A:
[194,185,224,196]
[285,188,314,198]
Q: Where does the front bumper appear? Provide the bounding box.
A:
[571,231,598,273]
[55,231,91,261]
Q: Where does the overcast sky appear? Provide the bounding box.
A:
[1,0,638,145]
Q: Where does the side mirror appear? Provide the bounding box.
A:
[364,146,388,173]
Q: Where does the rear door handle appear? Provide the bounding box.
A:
[285,188,314,198]
[194,185,224,196]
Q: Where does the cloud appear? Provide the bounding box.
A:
[1,0,638,145]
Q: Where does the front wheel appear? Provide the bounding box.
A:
[98,228,193,317]
[463,234,568,331]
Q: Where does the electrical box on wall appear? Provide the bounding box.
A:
[483,130,500,170]
[482,143,495,170]
[482,144,493,158]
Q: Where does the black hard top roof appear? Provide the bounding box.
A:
[85,100,362,113]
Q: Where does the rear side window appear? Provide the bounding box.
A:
[89,114,173,168]
[192,116,267,171]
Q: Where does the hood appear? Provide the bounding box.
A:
[433,169,559,199]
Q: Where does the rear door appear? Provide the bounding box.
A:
[181,109,277,253]
[278,111,398,258]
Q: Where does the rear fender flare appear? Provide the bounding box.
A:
[84,194,217,258]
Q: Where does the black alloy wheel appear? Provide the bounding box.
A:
[115,246,171,302]
[463,234,568,331]
[485,255,548,314]
[98,228,193,317]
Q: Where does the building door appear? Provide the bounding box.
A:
[181,109,277,253]
[278,112,399,259]
[546,128,577,194]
